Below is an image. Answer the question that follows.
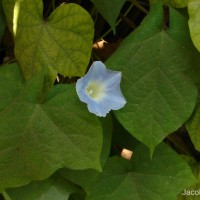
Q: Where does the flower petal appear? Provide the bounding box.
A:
[101,92,127,110]
[87,100,110,117]
[104,74,122,89]
[85,61,106,81]
[76,77,89,103]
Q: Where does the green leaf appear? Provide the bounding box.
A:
[112,114,139,151]
[6,0,94,80]
[150,0,188,8]
[167,0,188,7]
[188,0,200,53]
[86,143,197,200]
[2,0,15,32]
[91,0,125,34]
[3,174,79,200]
[106,2,198,151]
[69,193,85,200]
[185,102,200,152]
[0,0,5,40]
[59,115,113,191]
[178,155,200,199]
[0,63,24,111]
[0,73,102,191]
[98,115,113,166]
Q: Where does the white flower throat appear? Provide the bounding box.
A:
[86,81,105,100]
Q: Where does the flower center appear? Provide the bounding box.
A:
[86,81,105,100]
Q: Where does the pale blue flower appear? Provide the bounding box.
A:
[76,61,126,117]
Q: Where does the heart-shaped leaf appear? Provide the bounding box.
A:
[177,155,200,199]
[106,2,198,151]
[112,115,140,151]
[3,174,79,200]
[150,0,188,8]
[86,143,197,200]
[3,0,94,80]
[186,101,200,152]
[59,114,113,191]
[0,70,102,191]
[91,0,125,34]
[188,0,200,53]
[0,63,24,111]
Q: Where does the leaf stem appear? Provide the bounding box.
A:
[167,134,193,156]
[100,4,134,39]
[52,0,55,10]
[129,0,148,14]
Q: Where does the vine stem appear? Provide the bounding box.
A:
[130,0,148,14]
[52,0,55,10]
[167,134,192,156]
[100,4,134,39]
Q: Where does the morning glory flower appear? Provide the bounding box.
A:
[76,61,126,117]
